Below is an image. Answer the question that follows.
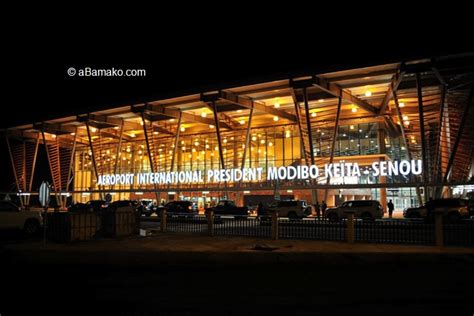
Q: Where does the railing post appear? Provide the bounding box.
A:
[160,209,167,233]
[206,209,214,237]
[271,210,279,240]
[434,210,444,247]
[345,211,355,244]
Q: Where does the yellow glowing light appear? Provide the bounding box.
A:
[223,138,228,144]
[237,109,242,113]
[350,125,354,130]
[169,119,175,122]
[252,136,257,141]
[399,102,405,107]
[140,121,144,126]
[205,144,210,149]
[214,146,219,151]
[268,142,273,147]
[365,90,372,97]
[209,124,214,129]
[318,99,324,103]
[180,127,185,132]
[352,107,358,113]
[285,131,291,138]
[402,115,409,121]
[260,139,265,144]
[201,112,207,118]
[194,141,199,146]
[70,132,75,136]
[192,148,196,153]
[130,133,136,138]
[153,131,159,135]
[182,146,186,151]
[273,116,279,121]
[311,112,316,118]
[274,103,280,108]
[239,120,245,125]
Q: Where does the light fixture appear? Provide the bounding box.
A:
[209,124,214,129]
[194,141,199,146]
[153,131,159,135]
[399,102,405,108]
[214,146,219,151]
[51,134,57,138]
[285,130,291,138]
[239,120,245,125]
[311,112,317,118]
[237,109,242,113]
[169,119,175,122]
[252,136,257,141]
[70,132,75,136]
[273,116,279,122]
[402,115,409,121]
[182,146,186,151]
[91,127,97,133]
[318,99,324,103]
[223,138,227,144]
[114,126,119,130]
[352,107,358,113]
[350,125,354,130]
[192,148,196,153]
[260,139,265,144]
[140,121,144,126]
[130,133,136,138]
[205,144,210,149]
[365,90,372,97]
[180,127,185,132]
[274,103,280,108]
[268,142,273,147]
[201,112,207,118]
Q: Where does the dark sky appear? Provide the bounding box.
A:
[1,25,473,192]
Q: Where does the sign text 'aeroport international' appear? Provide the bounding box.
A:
[97,160,423,186]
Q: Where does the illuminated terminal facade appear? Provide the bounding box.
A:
[3,53,474,212]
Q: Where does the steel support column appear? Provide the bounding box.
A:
[64,129,77,206]
[141,112,160,202]
[240,103,254,170]
[41,129,61,207]
[5,136,23,208]
[324,96,342,203]
[170,112,182,173]
[85,121,103,200]
[212,100,228,198]
[393,90,423,204]
[416,72,429,203]
[442,83,474,183]
[27,135,40,206]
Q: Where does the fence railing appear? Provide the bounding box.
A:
[150,210,474,247]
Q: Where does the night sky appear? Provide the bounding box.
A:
[1,29,472,192]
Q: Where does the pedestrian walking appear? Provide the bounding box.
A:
[387,199,394,219]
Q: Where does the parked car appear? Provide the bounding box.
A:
[86,200,107,212]
[0,201,42,235]
[325,200,384,221]
[403,198,470,222]
[206,200,249,218]
[160,201,197,214]
[264,200,309,219]
[68,202,91,213]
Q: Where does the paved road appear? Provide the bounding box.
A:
[1,255,473,315]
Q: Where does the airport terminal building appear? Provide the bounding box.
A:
[3,53,474,212]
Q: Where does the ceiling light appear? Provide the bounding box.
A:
[365,91,372,97]
[273,116,279,121]
[311,112,317,117]
[201,112,207,118]
[399,102,405,107]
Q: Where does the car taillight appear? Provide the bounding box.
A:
[188,206,192,210]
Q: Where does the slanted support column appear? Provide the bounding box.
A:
[141,112,160,202]
[5,136,23,208]
[442,83,473,184]
[85,121,103,200]
[324,96,342,203]
[416,73,429,203]
[41,129,60,207]
[211,100,228,198]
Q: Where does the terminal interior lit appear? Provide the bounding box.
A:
[3,53,474,212]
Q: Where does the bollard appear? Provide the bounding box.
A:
[206,209,214,237]
[344,211,355,244]
[434,210,444,247]
[271,210,279,240]
[160,209,167,233]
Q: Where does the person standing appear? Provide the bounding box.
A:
[314,201,320,219]
[387,199,394,219]
[321,201,327,218]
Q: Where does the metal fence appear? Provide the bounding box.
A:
[355,220,435,245]
[213,216,272,238]
[278,219,346,241]
[167,214,208,233]
[444,221,474,246]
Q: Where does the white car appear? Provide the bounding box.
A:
[265,200,309,219]
[0,201,43,235]
[325,200,384,221]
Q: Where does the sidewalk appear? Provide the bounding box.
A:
[3,233,474,266]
